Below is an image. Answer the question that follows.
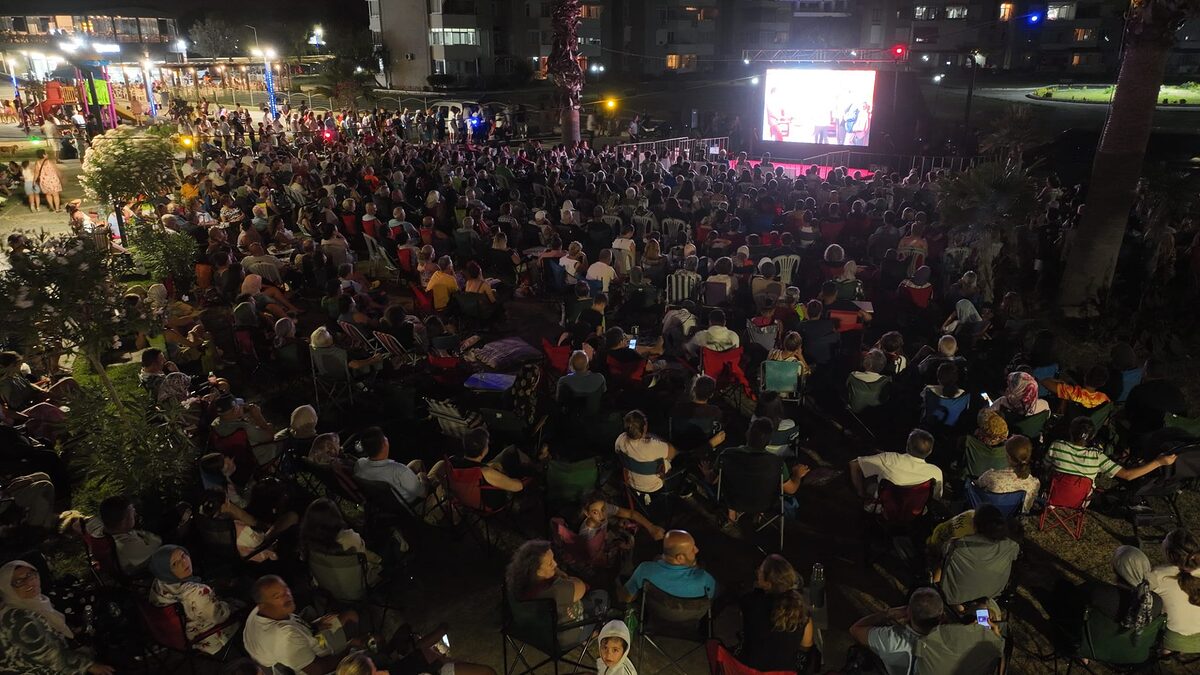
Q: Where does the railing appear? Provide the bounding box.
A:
[609,136,730,161]
[800,150,979,175]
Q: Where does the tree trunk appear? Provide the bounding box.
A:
[112,201,126,245]
[1058,31,1173,315]
[561,106,580,146]
[84,350,133,425]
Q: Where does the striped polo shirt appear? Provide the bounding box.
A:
[1047,441,1120,480]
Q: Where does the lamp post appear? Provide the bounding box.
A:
[311,26,325,55]
[142,59,157,118]
[253,47,277,120]
[5,58,17,98]
[177,38,188,64]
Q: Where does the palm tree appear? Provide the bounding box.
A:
[978,105,1047,168]
[1058,0,1200,315]
[548,0,583,145]
[937,162,1038,302]
[313,58,374,112]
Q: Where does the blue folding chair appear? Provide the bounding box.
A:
[963,479,1026,518]
[1118,367,1144,403]
[921,389,971,428]
[1031,363,1059,398]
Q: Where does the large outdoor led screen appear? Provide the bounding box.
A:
[761,69,877,146]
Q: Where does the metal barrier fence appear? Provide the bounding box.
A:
[799,150,979,175]
[610,136,730,161]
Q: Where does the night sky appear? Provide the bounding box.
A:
[50,1,368,34]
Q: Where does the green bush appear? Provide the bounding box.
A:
[130,218,197,293]
[62,378,193,517]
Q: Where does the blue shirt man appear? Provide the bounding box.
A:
[619,530,716,601]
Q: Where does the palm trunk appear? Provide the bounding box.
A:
[561,106,580,145]
[1058,32,1173,315]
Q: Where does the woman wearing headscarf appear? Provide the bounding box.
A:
[1055,546,1166,651]
[974,408,1010,448]
[274,404,319,460]
[239,273,298,318]
[146,283,197,330]
[147,546,242,655]
[990,371,1050,418]
[0,560,115,674]
[943,298,987,340]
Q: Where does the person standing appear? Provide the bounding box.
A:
[32,150,62,213]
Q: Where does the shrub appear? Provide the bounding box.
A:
[63,380,193,519]
[130,217,198,293]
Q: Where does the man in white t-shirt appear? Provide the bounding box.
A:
[586,249,619,292]
[849,428,943,503]
[243,575,359,674]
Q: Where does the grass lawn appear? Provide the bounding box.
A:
[1030,84,1200,105]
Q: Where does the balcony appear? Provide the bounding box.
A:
[432,0,477,14]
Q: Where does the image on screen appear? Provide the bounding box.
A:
[761,69,877,146]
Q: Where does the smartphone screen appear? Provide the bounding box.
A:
[628,338,638,350]
[981,392,993,405]
[976,609,990,627]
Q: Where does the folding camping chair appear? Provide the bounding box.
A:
[638,581,713,675]
[1038,472,1093,540]
[425,398,484,440]
[702,347,753,399]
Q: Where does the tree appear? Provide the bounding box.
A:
[548,0,584,145]
[78,126,179,242]
[937,162,1038,302]
[325,28,378,71]
[0,232,149,410]
[313,58,375,111]
[189,17,239,58]
[978,105,1047,168]
[1059,0,1200,315]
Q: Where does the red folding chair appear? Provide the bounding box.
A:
[550,517,609,575]
[606,354,647,387]
[706,639,794,675]
[898,284,933,309]
[871,478,935,525]
[396,247,416,278]
[361,217,378,239]
[81,530,127,587]
[444,463,517,551]
[208,428,259,484]
[1039,472,1093,540]
[702,347,753,398]
[136,598,240,670]
[427,353,464,386]
[410,283,435,316]
[341,213,359,237]
[233,328,261,374]
[542,338,572,377]
[828,309,863,333]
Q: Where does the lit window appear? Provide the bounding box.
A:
[580,4,602,19]
[913,6,937,20]
[1073,28,1094,41]
[1071,53,1082,66]
[999,3,1014,20]
[665,54,697,70]
[1047,2,1076,20]
[944,5,968,19]
[429,28,479,46]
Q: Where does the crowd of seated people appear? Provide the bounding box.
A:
[4,102,1200,675]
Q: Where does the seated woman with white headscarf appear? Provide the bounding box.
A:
[943,298,989,343]
[309,327,384,377]
[238,273,299,319]
[0,560,116,674]
[147,545,242,655]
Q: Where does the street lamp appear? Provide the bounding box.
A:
[310,25,325,54]
[252,46,278,119]
[177,38,188,64]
